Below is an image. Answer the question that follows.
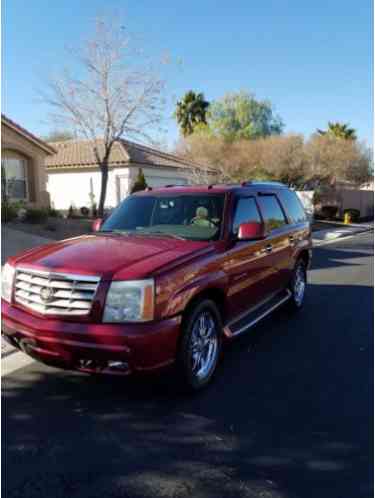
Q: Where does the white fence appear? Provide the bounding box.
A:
[296,191,314,221]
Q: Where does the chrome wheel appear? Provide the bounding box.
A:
[189,310,219,381]
[293,264,306,306]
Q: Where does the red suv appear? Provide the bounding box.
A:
[2,182,312,389]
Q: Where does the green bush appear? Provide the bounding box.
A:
[131,168,148,193]
[1,202,18,223]
[25,208,49,224]
[80,206,90,216]
[48,207,62,218]
[320,205,338,219]
[344,208,360,223]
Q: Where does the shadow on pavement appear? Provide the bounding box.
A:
[312,234,373,271]
[3,284,373,498]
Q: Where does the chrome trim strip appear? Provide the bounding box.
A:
[16,266,100,282]
[230,290,292,337]
[13,267,100,316]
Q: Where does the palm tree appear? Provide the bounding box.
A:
[317,121,357,140]
[176,91,210,137]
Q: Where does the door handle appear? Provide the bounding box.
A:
[262,244,273,254]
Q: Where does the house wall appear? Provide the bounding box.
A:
[48,165,190,211]
[2,123,50,207]
[47,167,131,210]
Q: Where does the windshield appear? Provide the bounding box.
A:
[101,194,226,241]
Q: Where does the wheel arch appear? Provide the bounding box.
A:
[297,248,310,269]
[182,287,227,324]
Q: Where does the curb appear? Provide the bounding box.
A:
[313,227,373,247]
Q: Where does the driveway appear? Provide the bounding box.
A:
[1,227,52,358]
[2,232,373,498]
[1,226,52,265]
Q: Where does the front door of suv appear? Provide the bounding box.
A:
[223,195,277,319]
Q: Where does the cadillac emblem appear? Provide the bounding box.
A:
[40,286,54,303]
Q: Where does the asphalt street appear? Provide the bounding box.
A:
[3,232,374,498]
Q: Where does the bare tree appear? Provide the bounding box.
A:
[42,17,165,216]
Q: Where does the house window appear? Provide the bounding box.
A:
[1,157,28,200]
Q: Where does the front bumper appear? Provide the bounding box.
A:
[2,300,181,375]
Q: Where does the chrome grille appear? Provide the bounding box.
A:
[14,268,100,316]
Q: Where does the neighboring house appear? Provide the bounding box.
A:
[1,114,55,207]
[45,139,200,210]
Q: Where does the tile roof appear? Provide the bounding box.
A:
[1,114,56,155]
[45,138,202,171]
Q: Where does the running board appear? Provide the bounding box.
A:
[225,289,292,338]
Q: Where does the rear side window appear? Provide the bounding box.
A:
[278,189,307,224]
[257,194,287,232]
[232,197,261,234]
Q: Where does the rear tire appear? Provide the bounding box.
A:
[287,259,307,311]
[176,299,222,391]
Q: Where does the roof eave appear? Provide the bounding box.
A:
[2,115,56,155]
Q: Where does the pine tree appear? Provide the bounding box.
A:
[131,168,148,193]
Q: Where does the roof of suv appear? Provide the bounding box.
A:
[135,181,289,195]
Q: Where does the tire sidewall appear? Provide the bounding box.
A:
[178,299,222,391]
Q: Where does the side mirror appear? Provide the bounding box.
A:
[92,218,103,232]
[238,222,266,241]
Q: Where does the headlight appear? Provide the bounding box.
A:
[1,263,15,303]
[103,279,155,323]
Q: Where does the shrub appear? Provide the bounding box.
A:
[48,207,62,218]
[320,205,338,219]
[131,168,148,193]
[25,208,49,224]
[68,205,76,218]
[91,202,97,218]
[80,206,90,216]
[344,208,360,223]
[1,202,18,223]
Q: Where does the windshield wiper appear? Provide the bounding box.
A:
[136,231,186,241]
[98,230,130,235]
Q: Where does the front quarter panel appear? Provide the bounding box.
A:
[155,251,228,320]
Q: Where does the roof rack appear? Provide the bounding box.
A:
[241,180,286,187]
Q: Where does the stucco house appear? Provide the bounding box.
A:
[45,139,199,211]
[1,114,55,207]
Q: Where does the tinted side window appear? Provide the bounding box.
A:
[232,197,261,234]
[278,189,307,224]
[257,195,287,232]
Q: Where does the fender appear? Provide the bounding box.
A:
[157,269,228,320]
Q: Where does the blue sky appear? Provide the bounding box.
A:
[2,0,373,147]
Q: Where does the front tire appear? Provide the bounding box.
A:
[177,299,222,391]
[288,259,307,310]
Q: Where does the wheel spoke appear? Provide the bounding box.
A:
[189,309,219,381]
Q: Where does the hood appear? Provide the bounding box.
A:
[11,234,213,280]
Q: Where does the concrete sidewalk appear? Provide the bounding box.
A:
[312,221,373,247]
